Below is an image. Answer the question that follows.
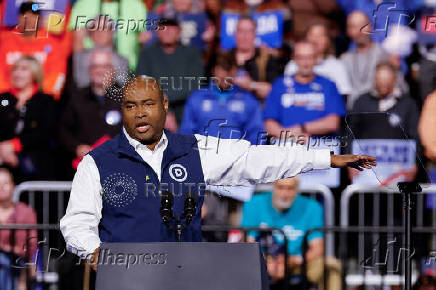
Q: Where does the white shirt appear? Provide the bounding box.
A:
[285,56,352,95]
[60,129,331,258]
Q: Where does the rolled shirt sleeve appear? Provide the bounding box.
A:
[60,155,102,259]
[195,134,331,186]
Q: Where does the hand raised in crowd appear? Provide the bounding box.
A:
[0,141,18,167]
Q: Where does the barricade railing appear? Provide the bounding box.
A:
[340,184,436,274]
[255,183,335,256]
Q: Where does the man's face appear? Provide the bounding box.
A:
[18,11,39,31]
[89,51,113,90]
[213,65,236,89]
[272,178,299,211]
[157,25,181,46]
[173,0,193,13]
[375,67,396,98]
[306,25,329,56]
[347,12,371,46]
[235,19,256,51]
[294,43,317,77]
[122,79,168,144]
[0,171,14,203]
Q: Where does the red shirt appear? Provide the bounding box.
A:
[0,28,71,99]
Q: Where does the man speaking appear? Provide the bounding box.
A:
[60,76,376,269]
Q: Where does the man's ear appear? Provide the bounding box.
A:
[163,95,169,114]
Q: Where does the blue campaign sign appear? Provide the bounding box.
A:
[3,0,69,27]
[220,12,240,49]
[179,13,207,50]
[252,11,283,48]
[417,8,436,45]
[220,11,283,49]
[352,139,416,187]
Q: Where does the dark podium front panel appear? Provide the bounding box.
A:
[95,242,268,290]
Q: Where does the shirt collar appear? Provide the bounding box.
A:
[122,127,167,152]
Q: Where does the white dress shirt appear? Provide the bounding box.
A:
[60,129,331,258]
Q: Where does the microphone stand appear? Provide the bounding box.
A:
[397,182,422,290]
[161,191,197,242]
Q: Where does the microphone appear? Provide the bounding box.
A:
[182,191,197,226]
[160,190,174,224]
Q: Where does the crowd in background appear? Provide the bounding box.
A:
[1,0,436,289]
[0,0,435,183]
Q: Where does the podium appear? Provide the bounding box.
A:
[95,242,269,290]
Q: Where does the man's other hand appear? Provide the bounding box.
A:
[331,154,377,170]
[89,247,100,271]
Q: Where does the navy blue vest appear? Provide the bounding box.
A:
[88,130,205,243]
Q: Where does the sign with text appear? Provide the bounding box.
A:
[351,139,416,187]
[220,11,283,49]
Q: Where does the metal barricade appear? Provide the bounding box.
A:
[255,183,335,257]
[340,184,436,287]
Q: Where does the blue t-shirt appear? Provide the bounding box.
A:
[241,192,324,256]
[179,84,264,145]
[263,75,346,128]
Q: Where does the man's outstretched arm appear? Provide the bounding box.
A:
[195,135,376,186]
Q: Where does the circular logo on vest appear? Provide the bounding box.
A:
[169,164,188,182]
[102,172,138,208]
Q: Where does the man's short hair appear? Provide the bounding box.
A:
[213,51,237,71]
[237,15,256,29]
[19,1,40,15]
[376,60,397,76]
[122,75,164,102]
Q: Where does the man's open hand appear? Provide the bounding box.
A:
[331,154,377,170]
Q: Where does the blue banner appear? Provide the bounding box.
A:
[351,139,416,187]
[220,11,283,49]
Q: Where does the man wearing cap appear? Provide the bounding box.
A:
[136,18,204,124]
[60,76,376,269]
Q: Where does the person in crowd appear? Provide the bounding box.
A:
[68,0,148,70]
[381,25,417,97]
[0,56,56,181]
[341,10,388,109]
[336,0,423,32]
[241,176,340,290]
[264,41,345,141]
[180,52,263,144]
[145,0,215,51]
[289,0,341,40]
[419,89,436,181]
[285,22,352,96]
[72,15,129,89]
[349,61,420,181]
[59,48,122,171]
[180,52,263,240]
[0,1,71,99]
[350,61,420,141]
[0,167,37,290]
[231,16,284,101]
[136,17,204,124]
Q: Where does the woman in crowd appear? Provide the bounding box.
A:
[0,167,37,289]
[0,56,56,182]
[285,22,352,96]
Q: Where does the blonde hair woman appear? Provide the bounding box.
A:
[0,56,56,181]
